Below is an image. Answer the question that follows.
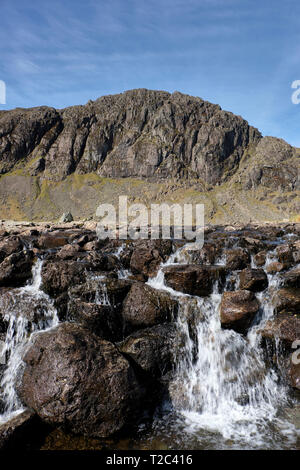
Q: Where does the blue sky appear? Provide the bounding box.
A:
[1,0,300,146]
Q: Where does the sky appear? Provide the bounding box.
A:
[0,0,300,146]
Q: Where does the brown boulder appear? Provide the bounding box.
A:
[122,282,178,332]
[260,313,300,346]
[36,232,69,249]
[290,357,300,390]
[253,251,266,267]
[18,323,143,438]
[239,268,268,292]
[0,409,46,450]
[130,240,172,278]
[266,261,286,274]
[220,290,260,333]
[225,248,250,270]
[0,250,34,287]
[67,299,122,342]
[281,266,300,288]
[118,324,179,378]
[41,260,88,296]
[163,264,226,296]
[274,288,300,314]
[0,236,23,261]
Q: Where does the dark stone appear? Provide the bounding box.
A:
[18,323,144,438]
[121,282,178,333]
[163,264,226,296]
[239,268,268,292]
[220,290,259,333]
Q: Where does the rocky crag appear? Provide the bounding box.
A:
[0,89,299,223]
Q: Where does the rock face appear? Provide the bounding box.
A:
[220,290,259,333]
[0,89,299,223]
[18,323,143,438]
[0,89,261,184]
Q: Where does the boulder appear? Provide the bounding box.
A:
[36,232,69,249]
[163,264,226,296]
[220,290,260,333]
[121,282,178,332]
[253,251,267,267]
[41,260,88,296]
[239,268,268,292]
[225,248,250,270]
[290,357,300,390]
[281,266,300,288]
[59,212,73,223]
[118,324,179,378]
[260,313,300,346]
[67,299,122,342]
[0,409,45,450]
[266,261,286,274]
[0,236,23,261]
[18,323,144,438]
[130,240,173,278]
[56,244,82,260]
[273,288,300,315]
[0,250,34,287]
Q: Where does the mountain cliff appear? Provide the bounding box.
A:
[0,89,299,222]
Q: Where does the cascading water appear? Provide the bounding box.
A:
[147,242,299,449]
[0,258,59,424]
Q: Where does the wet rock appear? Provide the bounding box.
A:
[56,244,82,260]
[290,357,300,390]
[266,261,286,274]
[67,299,122,342]
[253,251,267,267]
[0,236,23,261]
[121,282,178,333]
[130,240,173,278]
[274,288,300,314]
[0,409,44,450]
[37,232,69,249]
[260,313,300,346]
[276,243,297,265]
[18,323,144,438]
[281,266,300,288]
[69,277,131,309]
[163,264,226,296]
[41,260,88,296]
[220,290,259,333]
[225,248,250,270]
[0,250,34,287]
[118,324,179,378]
[183,242,220,265]
[240,237,266,253]
[239,268,268,292]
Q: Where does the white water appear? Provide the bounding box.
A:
[0,259,59,423]
[148,243,298,448]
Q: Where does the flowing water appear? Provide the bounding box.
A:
[0,258,59,424]
[0,241,299,450]
[144,243,300,450]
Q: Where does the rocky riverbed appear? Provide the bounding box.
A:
[0,221,299,450]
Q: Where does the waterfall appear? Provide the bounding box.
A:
[0,259,59,424]
[148,243,299,449]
